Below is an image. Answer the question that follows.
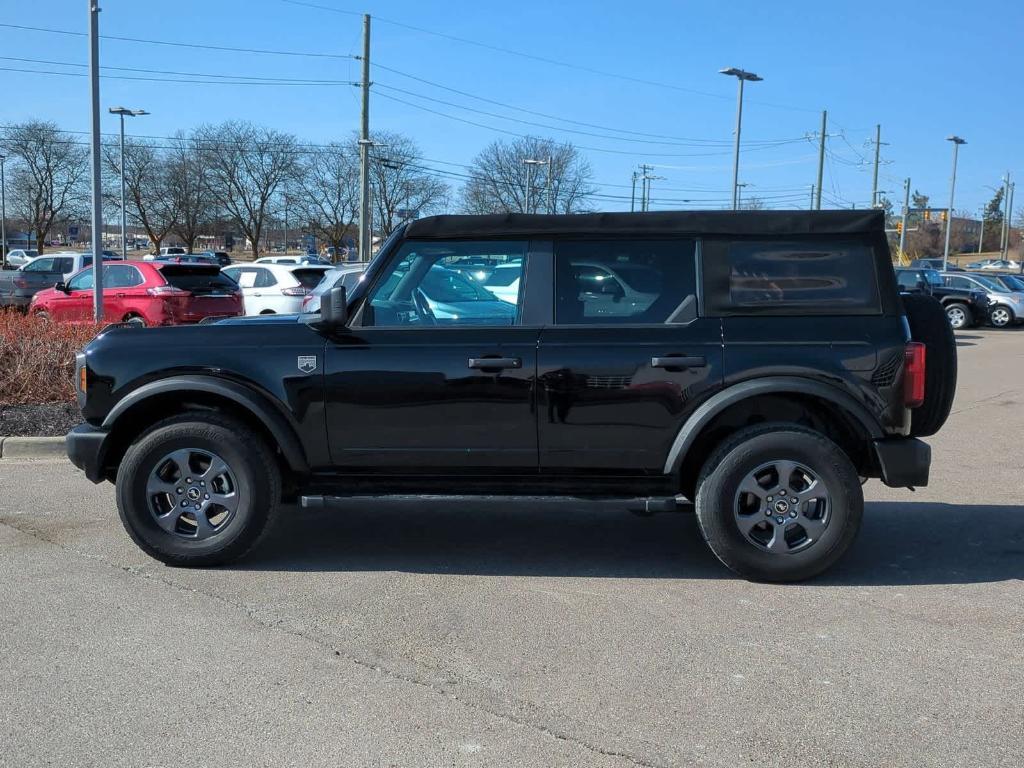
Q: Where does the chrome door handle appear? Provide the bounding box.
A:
[468,357,522,370]
[651,355,706,369]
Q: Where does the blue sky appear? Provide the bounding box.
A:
[1,0,1021,215]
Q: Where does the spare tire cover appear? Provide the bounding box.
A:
[901,293,957,437]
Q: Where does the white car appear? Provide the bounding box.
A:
[482,262,523,304]
[979,259,1021,271]
[222,263,331,315]
[4,248,38,267]
[254,255,331,265]
[143,246,187,262]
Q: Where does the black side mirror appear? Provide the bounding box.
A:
[320,286,348,328]
[55,281,70,294]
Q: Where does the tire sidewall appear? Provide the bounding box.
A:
[945,303,969,329]
[696,429,863,582]
[116,420,273,563]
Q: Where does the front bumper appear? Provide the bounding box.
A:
[872,437,930,488]
[66,423,110,484]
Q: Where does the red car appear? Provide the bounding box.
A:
[30,262,243,326]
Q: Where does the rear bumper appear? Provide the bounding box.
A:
[872,437,930,488]
[66,423,110,484]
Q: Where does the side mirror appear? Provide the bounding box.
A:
[55,281,70,294]
[319,286,349,328]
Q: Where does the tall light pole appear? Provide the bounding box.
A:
[108,107,148,259]
[357,14,372,263]
[720,67,762,210]
[899,177,911,260]
[0,154,6,269]
[942,135,966,271]
[737,182,749,209]
[88,0,104,320]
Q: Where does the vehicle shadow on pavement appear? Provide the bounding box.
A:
[238,499,1024,584]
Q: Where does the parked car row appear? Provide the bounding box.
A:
[894,266,1024,329]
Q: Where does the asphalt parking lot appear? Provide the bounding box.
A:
[2,328,1022,767]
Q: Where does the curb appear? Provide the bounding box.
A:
[0,436,66,459]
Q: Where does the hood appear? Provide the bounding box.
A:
[207,313,304,326]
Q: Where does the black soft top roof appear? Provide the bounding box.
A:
[404,209,884,239]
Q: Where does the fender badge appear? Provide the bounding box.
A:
[297,355,317,373]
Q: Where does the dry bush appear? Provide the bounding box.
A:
[0,310,104,405]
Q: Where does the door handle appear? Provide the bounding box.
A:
[468,357,522,370]
[651,355,706,369]
[115,292,127,297]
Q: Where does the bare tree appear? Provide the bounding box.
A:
[194,121,300,259]
[167,133,214,253]
[366,131,448,238]
[1,121,89,254]
[461,136,595,215]
[293,142,358,260]
[102,136,175,254]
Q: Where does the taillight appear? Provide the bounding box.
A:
[280,286,309,296]
[146,285,189,297]
[904,342,926,408]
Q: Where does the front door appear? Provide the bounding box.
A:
[49,267,93,321]
[324,239,539,471]
[537,238,723,473]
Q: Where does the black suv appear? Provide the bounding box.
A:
[67,211,956,582]
[894,267,990,328]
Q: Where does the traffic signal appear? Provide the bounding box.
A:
[940,210,948,222]
[923,209,931,221]
[896,221,903,234]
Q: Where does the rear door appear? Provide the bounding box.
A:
[537,238,723,473]
[324,239,538,470]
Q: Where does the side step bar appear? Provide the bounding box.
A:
[300,494,690,514]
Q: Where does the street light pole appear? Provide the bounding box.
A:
[109,107,148,260]
[0,154,6,269]
[899,177,910,260]
[942,135,966,271]
[357,13,372,263]
[523,158,548,213]
[720,67,762,211]
[88,0,104,321]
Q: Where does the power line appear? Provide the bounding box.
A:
[0,55,354,84]
[0,22,353,59]
[281,0,818,113]
[0,65,346,87]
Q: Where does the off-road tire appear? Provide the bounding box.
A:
[694,424,863,583]
[115,412,280,567]
[902,294,957,437]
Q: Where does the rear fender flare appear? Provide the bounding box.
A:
[663,377,884,475]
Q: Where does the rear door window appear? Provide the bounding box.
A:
[703,239,881,315]
[53,257,75,274]
[554,239,697,324]
[24,258,55,272]
[160,266,238,294]
[292,268,330,289]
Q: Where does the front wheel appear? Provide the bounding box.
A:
[115,413,281,567]
[989,305,1014,328]
[694,425,863,582]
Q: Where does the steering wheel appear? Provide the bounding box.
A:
[412,288,437,325]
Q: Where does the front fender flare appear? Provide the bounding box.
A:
[102,374,310,473]
[663,376,884,475]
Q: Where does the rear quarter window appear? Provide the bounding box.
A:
[160,267,239,293]
[292,268,330,289]
[702,239,881,315]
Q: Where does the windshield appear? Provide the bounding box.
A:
[1000,275,1024,291]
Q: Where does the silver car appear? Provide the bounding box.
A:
[4,248,38,268]
[943,272,1024,328]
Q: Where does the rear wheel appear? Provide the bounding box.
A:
[694,425,863,582]
[259,309,276,315]
[990,305,1014,328]
[944,302,972,329]
[115,413,280,567]
[123,313,146,327]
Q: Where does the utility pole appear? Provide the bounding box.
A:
[815,110,827,210]
[899,177,910,259]
[978,211,985,254]
[638,164,652,211]
[88,0,104,321]
[283,194,288,254]
[1007,182,1016,262]
[357,13,372,263]
[1000,173,1011,259]
[524,161,533,213]
[942,135,966,271]
[809,184,815,210]
[630,169,638,212]
[870,124,887,208]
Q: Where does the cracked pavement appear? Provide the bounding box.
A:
[1,328,1023,767]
